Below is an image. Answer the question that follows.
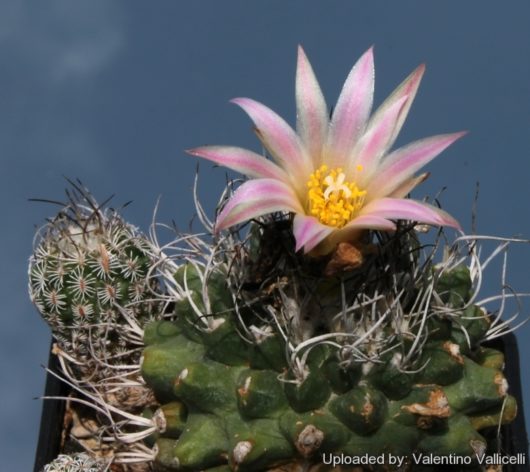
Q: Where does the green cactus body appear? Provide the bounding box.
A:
[141,259,516,472]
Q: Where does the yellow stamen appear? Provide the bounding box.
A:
[306,165,367,228]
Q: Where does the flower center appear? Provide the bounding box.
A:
[306,165,366,228]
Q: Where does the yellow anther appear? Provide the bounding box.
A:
[306,165,367,228]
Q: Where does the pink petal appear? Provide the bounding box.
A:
[326,47,374,167]
[296,46,328,163]
[369,64,425,154]
[216,179,303,231]
[366,132,466,199]
[388,172,430,199]
[343,214,398,231]
[312,215,397,255]
[293,214,333,252]
[360,198,461,229]
[186,146,289,181]
[231,98,312,184]
[349,95,409,180]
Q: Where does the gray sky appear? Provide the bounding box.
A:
[1,1,530,469]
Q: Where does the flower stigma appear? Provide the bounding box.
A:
[307,164,366,228]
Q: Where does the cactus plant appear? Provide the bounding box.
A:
[29,182,163,392]
[30,47,526,471]
[139,46,517,470]
[29,183,167,466]
[139,220,518,471]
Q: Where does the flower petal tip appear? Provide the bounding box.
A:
[295,240,305,253]
[417,172,430,186]
[446,215,462,231]
[296,45,312,74]
[361,45,375,66]
[432,209,462,231]
[185,148,201,156]
[445,130,468,148]
[449,130,468,144]
[409,63,426,87]
[230,97,249,107]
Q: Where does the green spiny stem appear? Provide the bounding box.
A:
[142,313,513,470]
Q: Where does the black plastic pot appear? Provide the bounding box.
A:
[34,343,69,472]
[33,334,529,472]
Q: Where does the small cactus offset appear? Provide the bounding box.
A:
[29,182,162,388]
[42,453,104,472]
[29,183,166,466]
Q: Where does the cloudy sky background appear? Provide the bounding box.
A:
[1,1,530,469]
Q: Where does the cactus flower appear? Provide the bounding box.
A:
[188,46,464,254]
